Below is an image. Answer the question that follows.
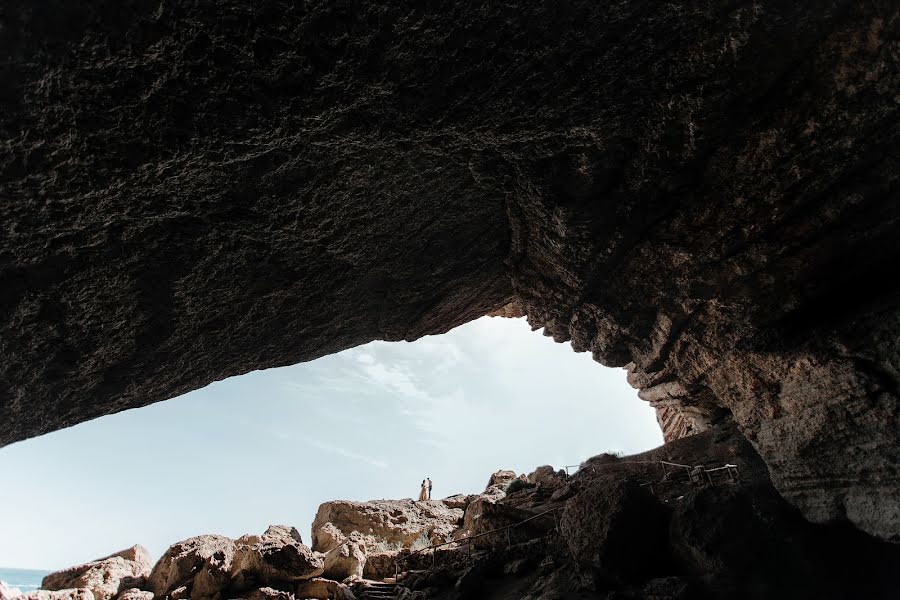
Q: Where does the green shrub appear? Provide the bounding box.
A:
[505,479,536,494]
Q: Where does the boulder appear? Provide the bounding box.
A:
[294,578,356,600]
[527,465,566,489]
[486,470,518,490]
[560,477,668,584]
[311,500,463,553]
[19,591,94,600]
[148,535,234,599]
[440,495,475,511]
[242,588,293,600]
[310,523,345,554]
[41,546,152,600]
[231,528,323,587]
[321,534,366,581]
[263,526,303,545]
[362,551,399,581]
[113,590,152,600]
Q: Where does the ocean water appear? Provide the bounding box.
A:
[0,567,49,593]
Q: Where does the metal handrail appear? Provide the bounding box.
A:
[390,459,741,580]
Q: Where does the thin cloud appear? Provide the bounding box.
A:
[306,439,389,470]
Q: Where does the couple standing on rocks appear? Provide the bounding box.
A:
[418,477,432,501]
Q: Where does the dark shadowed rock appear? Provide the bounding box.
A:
[1,0,898,544]
[294,578,355,600]
[322,534,366,581]
[19,592,94,600]
[560,477,668,584]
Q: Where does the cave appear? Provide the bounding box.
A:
[2,0,898,567]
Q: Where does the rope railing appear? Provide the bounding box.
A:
[393,506,562,579]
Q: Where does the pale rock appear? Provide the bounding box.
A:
[310,523,345,554]
[322,534,366,581]
[19,591,95,600]
[148,535,234,599]
[362,551,399,581]
[311,500,463,553]
[294,578,356,600]
[41,546,152,600]
[231,529,323,586]
[486,470,517,490]
[113,590,152,600]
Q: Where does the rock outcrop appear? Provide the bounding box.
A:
[311,500,463,553]
[41,546,152,600]
[321,534,367,581]
[1,0,898,545]
[147,535,234,600]
[231,526,323,587]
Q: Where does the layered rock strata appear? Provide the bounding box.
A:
[1,0,898,542]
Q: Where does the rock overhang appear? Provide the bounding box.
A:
[1,0,898,542]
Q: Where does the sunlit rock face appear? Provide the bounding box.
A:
[1,1,898,542]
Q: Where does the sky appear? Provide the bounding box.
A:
[0,316,662,570]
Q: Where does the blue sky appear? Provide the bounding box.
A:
[0,317,662,570]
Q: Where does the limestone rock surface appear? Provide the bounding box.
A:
[321,535,366,581]
[41,546,152,600]
[241,588,293,600]
[148,535,234,599]
[19,591,94,600]
[311,500,463,553]
[231,528,323,585]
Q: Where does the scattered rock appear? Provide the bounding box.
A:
[19,591,95,600]
[310,523,345,554]
[41,546,152,600]
[362,551,399,581]
[486,471,518,490]
[294,578,355,600]
[113,590,152,600]
[263,526,303,545]
[440,495,475,511]
[148,535,234,599]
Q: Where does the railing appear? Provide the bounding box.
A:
[391,459,741,580]
[393,506,562,580]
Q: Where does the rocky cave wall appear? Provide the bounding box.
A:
[1,1,898,542]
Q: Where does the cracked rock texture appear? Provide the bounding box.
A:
[1,1,898,541]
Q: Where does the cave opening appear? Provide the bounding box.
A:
[0,316,661,571]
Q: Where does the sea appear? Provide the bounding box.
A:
[0,567,49,594]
